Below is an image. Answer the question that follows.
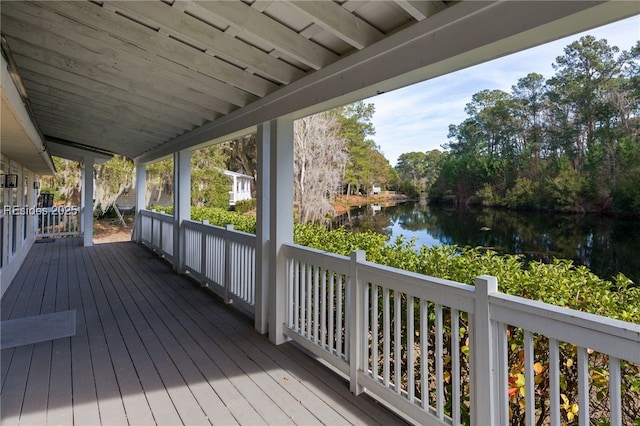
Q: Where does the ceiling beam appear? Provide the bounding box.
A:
[286,1,384,49]
[23,78,192,134]
[185,0,339,70]
[110,0,305,85]
[393,0,449,21]
[136,1,638,164]
[2,3,254,110]
[16,60,215,128]
[73,1,279,97]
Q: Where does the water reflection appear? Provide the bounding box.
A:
[333,201,640,284]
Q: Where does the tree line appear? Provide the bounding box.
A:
[396,36,640,215]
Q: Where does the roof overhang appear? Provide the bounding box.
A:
[46,137,113,164]
[1,1,637,168]
[136,0,640,164]
[1,49,55,175]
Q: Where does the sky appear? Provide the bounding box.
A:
[368,15,640,166]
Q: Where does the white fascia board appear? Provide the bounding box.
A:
[1,54,55,175]
[136,1,639,164]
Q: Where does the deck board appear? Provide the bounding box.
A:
[1,238,407,425]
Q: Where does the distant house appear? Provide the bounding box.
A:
[372,185,381,195]
[223,170,254,206]
[117,169,254,209]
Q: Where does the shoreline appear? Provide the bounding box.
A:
[333,193,409,216]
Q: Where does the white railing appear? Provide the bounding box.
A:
[135,211,639,425]
[36,206,81,238]
[229,188,252,206]
[139,209,174,260]
[183,220,256,314]
[282,243,640,426]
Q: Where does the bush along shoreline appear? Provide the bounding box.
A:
[151,205,639,320]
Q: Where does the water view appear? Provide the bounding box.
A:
[335,201,640,285]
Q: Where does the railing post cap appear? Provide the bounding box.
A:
[226,224,234,231]
[475,275,498,293]
[350,250,366,261]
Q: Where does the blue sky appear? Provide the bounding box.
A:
[369,15,640,166]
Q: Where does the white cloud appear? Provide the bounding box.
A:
[371,15,640,166]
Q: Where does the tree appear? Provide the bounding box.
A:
[547,36,623,188]
[433,36,639,213]
[222,134,256,183]
[191,145,232,209]
[336,101,377,195]
[294,111,348,224]
[94,155,134,216]
[395,150,444,195]
[41,157,81,205]
[511,73,547,178]
[146,157,173,207]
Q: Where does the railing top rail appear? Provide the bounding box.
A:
[183,219,256,244]
[283,243,351,275]
[139,209,174,222]
[358,259,476,312]
[183,219,224,233]
[490,293,640,363]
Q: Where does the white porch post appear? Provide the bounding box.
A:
[81,156,94,247]
[173,150,191,273]
[472,275,499,425]
[133,163,146,243]
[268,117,294,345]
[255,122,270,334]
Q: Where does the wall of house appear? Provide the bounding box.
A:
[1,153,39,297]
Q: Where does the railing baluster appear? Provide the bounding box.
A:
[336,274,343,358]
[313,266,320,344]
[301,263,307,337]
[321,269,327,349]
[452,308,461,425]
[306,263,312,338]
[408,295,415,403]
[383,287,390,387]
[200,223,207,279]
[329,272,335,354]
[363,282,370,374]
[436,304,444,420]
[609,356,621,426]
[293,260,299,331]
[420,298,428,410]
[496,322,509,424]
[577,346,589,426]
[524,330,534,426]
[549,338,560,426]
[394,290,401,394]
[287,258,294,327]
[372,284,379,381]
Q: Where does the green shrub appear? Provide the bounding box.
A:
[147,205,173,215]
[234,198,257,214]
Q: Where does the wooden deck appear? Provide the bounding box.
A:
[1,238,406,426]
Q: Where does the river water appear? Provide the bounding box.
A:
[334,201,640,284]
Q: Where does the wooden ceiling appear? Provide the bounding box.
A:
[1,0,446,160]
[1,1,637,164]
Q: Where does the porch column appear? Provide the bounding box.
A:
[81,156,94,247]
[268,117,294,345]
[255,122,270,334]
[173,150,191,273]
[133,163,146,243]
